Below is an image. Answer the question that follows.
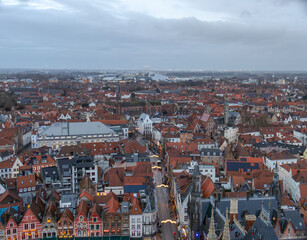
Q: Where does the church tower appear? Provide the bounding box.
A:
[116,80,122,103]
[224,93,229,127]
[269,162,281,208]
[189,164,203,239]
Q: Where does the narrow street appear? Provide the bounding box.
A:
[153,168,179,240]
[136,133,180,239]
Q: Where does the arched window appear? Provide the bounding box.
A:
[77,230,81,236]
[83,230,87,236]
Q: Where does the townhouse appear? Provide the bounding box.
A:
[265,151,298,170]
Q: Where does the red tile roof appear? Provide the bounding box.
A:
[201,177,215,198]
[16,174,36,190]
[130,197,142,215]
[103,196,120,213]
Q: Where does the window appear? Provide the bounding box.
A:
[93,217,97,223]
[24,224,29,230]
[96,225,100,230]
[91,225,94,230]
[31,223,35,229]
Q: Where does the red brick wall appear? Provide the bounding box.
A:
[17,209,42,240]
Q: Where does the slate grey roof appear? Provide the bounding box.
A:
[253,141,305,155]
[39,121,115,136]
[41,166,59,181]
[238,182,251,192]
[57,158,73,177]
[181,184,193,203]
[61,193,77,210]
[243,215,278,240]
[199,148,223,156]
[72,155,95,168]
[283,210,306,231]
[216,197,278,223]
[230,222,245,240]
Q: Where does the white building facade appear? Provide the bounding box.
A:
[137,113,153,135]
[279,165,301,202]
[265,156,298,170]
[130,214,142,238]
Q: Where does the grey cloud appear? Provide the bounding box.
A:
[0,0,307,70]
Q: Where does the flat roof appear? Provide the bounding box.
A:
[39,122,115,136]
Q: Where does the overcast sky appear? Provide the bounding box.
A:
[1,0,307,71]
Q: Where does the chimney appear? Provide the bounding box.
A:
[229,198,238,223]
[245,215,256,232]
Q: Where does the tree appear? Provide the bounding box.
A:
[81,102,89,108]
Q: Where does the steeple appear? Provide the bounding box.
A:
[116,80,121,103]
[224,93,229,127]
[273,162,279,184]
[222,208,230,240]
[207,208,217,240]
[270,162,281,208]
[189,162,202,239]
[192,163,201,192]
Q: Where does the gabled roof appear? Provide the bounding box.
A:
[104,168,125,186]
[76,200,89,218]
[0,189,23,205]
[201,177,215,198]
[103,196,120,213]
[267,150,296,160]
[243,211,278,240]
[16,174,36,189]
[94,191,118,205]
[60,208,74,222]
[79,190,94,202]
[89,203,102,219]
[283,210,306,232]
[129,197,142,215]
